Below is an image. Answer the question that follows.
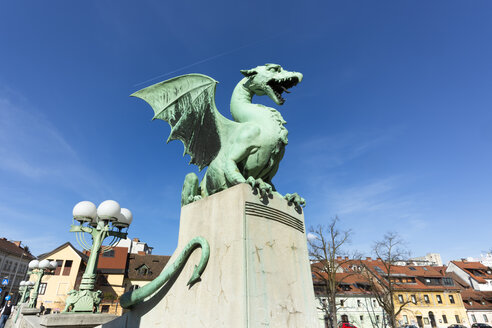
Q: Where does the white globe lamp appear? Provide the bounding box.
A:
[73,201,97,223]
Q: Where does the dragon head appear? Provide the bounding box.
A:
[240,64,303,105]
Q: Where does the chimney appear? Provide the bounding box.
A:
[366,257,372,261]
[133,238,140,242]
[377,257,382,261]
[337,256,342,260]
[13,241,21,247]
[344,256,349,260]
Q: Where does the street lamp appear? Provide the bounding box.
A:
[64,200,131,313]
[19,281,35,304]
[27,260,58,308]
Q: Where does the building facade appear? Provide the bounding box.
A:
[447,260,492,292]
[33,242,87,312]
[124,253,170,292]
[447,260,492,325]
[312,260,386,328]
[362,259,469,328]
[0,238,35,304]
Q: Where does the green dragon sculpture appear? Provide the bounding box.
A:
[132,63,305,208]
[120,236,210,309]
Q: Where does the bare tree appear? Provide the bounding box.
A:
[360,232,411,328]
[308,217,357,328]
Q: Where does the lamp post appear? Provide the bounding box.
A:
[65,200,131,313]
[19,281,35,304]
[27,259,58,308]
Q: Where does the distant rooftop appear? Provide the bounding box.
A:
[0,237,35,260]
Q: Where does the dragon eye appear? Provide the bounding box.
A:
[268,66,280,72]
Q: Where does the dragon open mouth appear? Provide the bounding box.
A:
[267,76,300,105]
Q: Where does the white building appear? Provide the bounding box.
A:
[396,253,443,267]
[446,260,492,326]
[313,266,387,328]
[115,237,153,255]
[0,238,35,303]
[467,254,492,268]
[447,260,492,292]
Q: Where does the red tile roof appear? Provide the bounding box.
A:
[0,237,35,259]
[451,260,492,284]
[460,290,492,310]
[360,259,459,291]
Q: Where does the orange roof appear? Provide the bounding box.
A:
[451,260,492,284]
[459,290,492,310]
[360,259,459,291]
[311,262,373,296]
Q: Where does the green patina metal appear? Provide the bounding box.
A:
[20,285,32,304]
[64,220,127,313]
[120,236,210,309]
[132,64,306,208]
[28,268,54,308]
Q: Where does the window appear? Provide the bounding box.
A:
[103,249,115,258]
[12,263,17,272]
[136,265,150,276]
[54,260,63,275]
[340,300,345,307]
[449,295,455,304]
[443,278,454,286]
[424,295,430,303]
[442,315,448,324]
[360,315,364,321]
[436,295,442,304]
[456,315,461,323]
[357,300,361,307]
[376,315,380,323]
[374,266,385,275]
[471,315,477,323]
[398,295,404,303]
[484,315,488,323]
[101,305,110,313]
[62,260,72,276]
[403,315,409,324]
[38,283,47,295]
[411,295,417,304]
[373,300,377,307]
[409,267,416,271]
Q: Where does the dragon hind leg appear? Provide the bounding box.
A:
[181,173,202,206]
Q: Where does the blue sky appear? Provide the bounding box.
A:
[1,1,491,263]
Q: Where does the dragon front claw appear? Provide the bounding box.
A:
[284,193,306,209]
[246,177,273,198]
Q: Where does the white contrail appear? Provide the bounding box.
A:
[133,36,279,87]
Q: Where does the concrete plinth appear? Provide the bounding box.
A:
[39,314,118,328]
[103,184,320,328]
[20,308,41,315]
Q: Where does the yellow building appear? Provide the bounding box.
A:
[30,242,87,312]
[363,259,469,328]
[396,288,469,328]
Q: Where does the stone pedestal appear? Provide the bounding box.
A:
[20,308,41,315]
[103,184,320,328]
[39,313,118,328]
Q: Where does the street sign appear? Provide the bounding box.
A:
[1,278,8,285]
[5,295,11,301]
[0,288,2,293]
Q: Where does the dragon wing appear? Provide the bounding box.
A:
[131,74,233,171]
